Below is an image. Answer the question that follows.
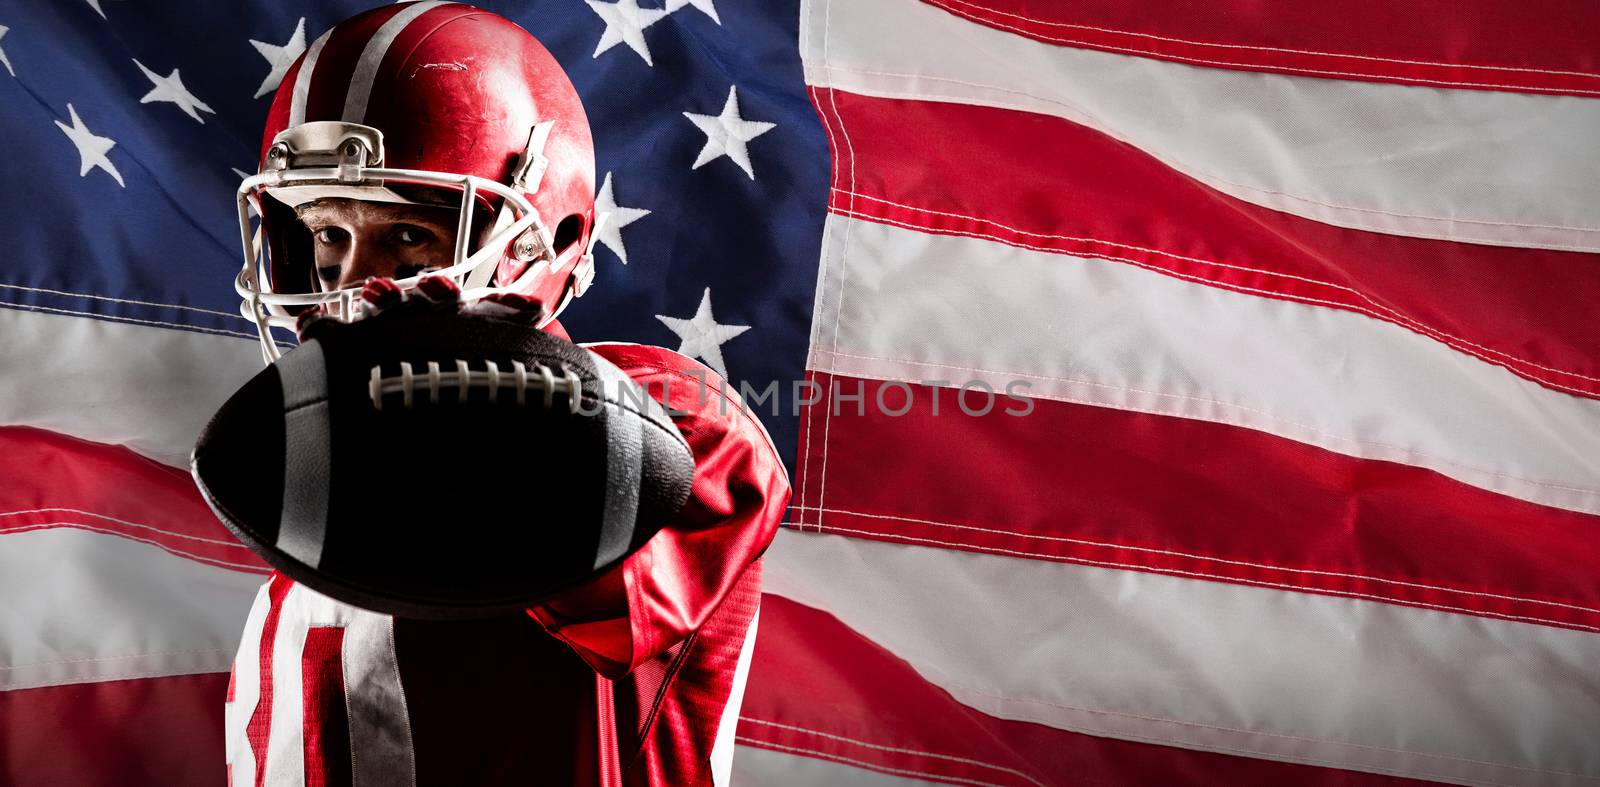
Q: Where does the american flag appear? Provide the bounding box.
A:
[2,0,1599,784]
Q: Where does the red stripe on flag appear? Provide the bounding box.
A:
[0,427,266,573]
[794,373,1600,633]
[918,0,1600,97]
[0,673,228,787]
[815,88,1600,400]
[739,595,1428,786]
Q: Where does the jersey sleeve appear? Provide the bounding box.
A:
[525,343,790,678]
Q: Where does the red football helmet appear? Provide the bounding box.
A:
[235,2,599,361]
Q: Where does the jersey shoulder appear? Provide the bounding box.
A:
[582,342,711,381]
[581,342,784,477]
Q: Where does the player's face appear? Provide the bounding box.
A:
[295,199,460,291]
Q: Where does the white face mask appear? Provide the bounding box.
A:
[235,120,606,364]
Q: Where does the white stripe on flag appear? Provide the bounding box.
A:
[732,743,952,787]
[0,308,262,468]
[799,0,1600,251]
[807,215,1600,516]
[761,530,1600,787]
[0,529,261,691]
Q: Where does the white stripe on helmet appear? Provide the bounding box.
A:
[288,29,333,128]
[342,1,450,124]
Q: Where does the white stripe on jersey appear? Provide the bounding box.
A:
[226,580,275,787]
[710,602,761,787]
[229,579,417,787]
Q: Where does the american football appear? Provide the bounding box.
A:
[190,291,695,619]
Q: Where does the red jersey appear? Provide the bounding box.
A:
[224,341,789,786]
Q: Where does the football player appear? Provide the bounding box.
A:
[220,4,789,784]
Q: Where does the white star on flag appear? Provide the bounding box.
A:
[133,60,215,123]
[84,0,114,19]
[683,86,776,180]
[584,0,667,66]
[250,17,307,99]
[54,103,124,187]
[0,26,14,77]
[593,172,652,265]
[665,0,721,24]
[656,288,750,379]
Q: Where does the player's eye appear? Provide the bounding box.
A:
[393,226,433,246]
[313,227,349,245]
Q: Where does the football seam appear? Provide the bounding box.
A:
[362,358,689,449]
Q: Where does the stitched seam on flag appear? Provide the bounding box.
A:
[739,717,1049,786]
[828,213,1600,403]
[736,722,1535,787]
[5,667,235,691]
[799,96,846,529]
[804,523,1600,634]
[0,283,243,320]
[927,0,1600,81]
[0,507,247,547]
[777,520,1600,635]
[918,661,1600,782]
[804,11,833,533]
[1,522,268,573]
[800,82,856,531]
[909,1,1600,100]
[818,0,864,536]
[0,302,279,344]
[787,505,1600,617]
[812,68,1600,231]
[804,346,1600,504]
[823,208,1600,402]
[735,737,1011,787]
[0,648,235,670]
[740,722,1532,787]
[798,31,838,533]
[818,15,850,534]
[832,191,1600,388]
